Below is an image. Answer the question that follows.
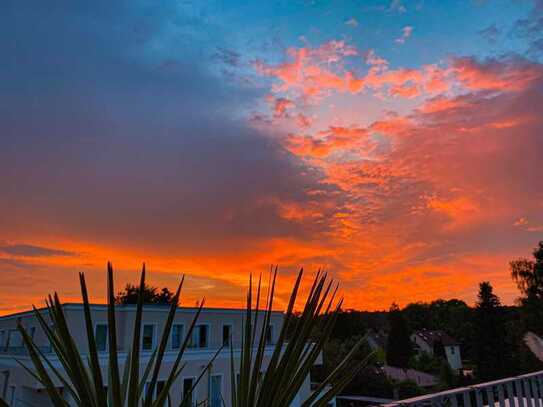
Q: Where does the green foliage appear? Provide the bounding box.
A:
[15,263,216,407]
[511,241,543,335]
[409,351,442,375]
[395,380,423,399]
[511,241,543,298]
[403,299,474,361]
[116,283,175,305]
[438,360,458,389]
[329,310,368,340]
[230,269,371,407]
[373,347,387,365]
[386,303,412,368]
[344,367,394,398]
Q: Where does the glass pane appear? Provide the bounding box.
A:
[143,325,154,350]
[199,325,208,348]
[8,330,22,347]
[172,324,183,349]
[189,327,197,348]
[266,325,273,345]
[222,325,231,346]
[209,375,222,407]
[95,324,108,351]
[183,378,194,405]
[156,380,165,399]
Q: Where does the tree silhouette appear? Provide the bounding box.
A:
[474,281,507,380]
[511,241,543,334]
[386,303,412,369]
[511,241,543,299]
[116,283,175,304]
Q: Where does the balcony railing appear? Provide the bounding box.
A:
[0,346,53,356]
[0,340,277,356]
[382,371,543,407]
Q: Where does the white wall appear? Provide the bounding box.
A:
[444,345,462,371]
[410,334,433,354]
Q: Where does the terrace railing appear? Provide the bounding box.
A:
[382,371,543,407]
[0,346,53,356]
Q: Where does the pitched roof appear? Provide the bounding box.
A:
[414,329,459,346]
[382,365,438,387]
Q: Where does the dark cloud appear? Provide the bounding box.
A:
[0,244,76,257]
[511,0,543,57]
[0,0,339,256]
[479,24,501,43]
[213,47,242,67]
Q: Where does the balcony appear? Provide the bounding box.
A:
[382,371,543,407]
[0,339,276,357]
[0,346,53,356]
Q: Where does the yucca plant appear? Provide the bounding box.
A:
[3,265,369,407]
[12,263,218,407]
[231,268,370,407]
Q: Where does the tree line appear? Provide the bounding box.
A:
[316,240,543,398]
[117,241,543,399]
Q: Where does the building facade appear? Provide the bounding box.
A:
[410,329,462,372]
[0,304,314,406]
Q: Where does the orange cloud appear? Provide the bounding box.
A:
[425,195,482,229]
[4,43,543,316]
[285,126,371,158]
[268,96,295,118]
[452,56,543,91]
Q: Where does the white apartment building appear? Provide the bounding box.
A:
[0,303,314,406]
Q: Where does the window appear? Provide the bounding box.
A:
[172,324,184,350]
[156,380,165,396]
[144,380,166,401]
[29,327,36,339]
[8,329,23,348]
[209,375,222,407]
[9,386,15,405]
[451,347,455,354]
[190,325,208,348]
[0,330,5,348]
[182,377,195,405]
[222,325,231,347]
[265,325,273,345]
[142,325,155,351]
[95,324,108,352]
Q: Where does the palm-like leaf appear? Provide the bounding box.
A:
[231,268,369,407]
[15,263,216,406]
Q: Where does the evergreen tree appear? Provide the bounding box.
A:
[474,281,508,380]
[386,303,412,368]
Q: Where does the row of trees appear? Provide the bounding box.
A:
[116,241,543,397]
[317,240,543,397]
[386,241,543,381]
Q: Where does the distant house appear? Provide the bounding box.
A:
[367,329,388,352]
[411,329,462,371]
[381,365,438,388]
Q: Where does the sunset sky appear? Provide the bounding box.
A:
[1,0,543,314]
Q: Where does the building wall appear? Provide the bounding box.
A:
[0,305,312,406]
[410,334,433,354]
[444,345,462,371]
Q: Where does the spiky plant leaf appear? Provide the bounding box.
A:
[15,263,207,407]
[231,268,371,407]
